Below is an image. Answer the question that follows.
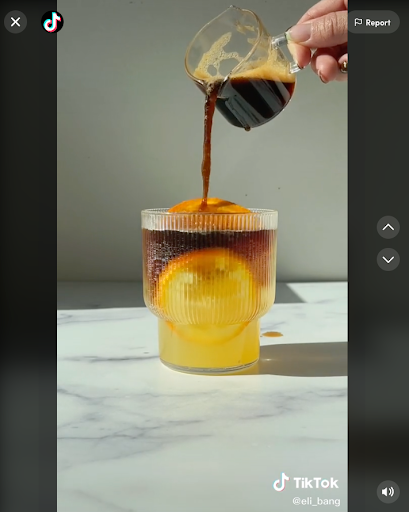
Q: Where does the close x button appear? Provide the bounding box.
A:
[3,10,27,33]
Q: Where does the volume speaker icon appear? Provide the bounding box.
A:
[378,480,399,503]
[382,487,394,497]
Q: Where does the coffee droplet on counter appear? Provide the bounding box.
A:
[262,331,283,338]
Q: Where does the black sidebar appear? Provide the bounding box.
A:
[349,1,409,511]
[0,2,56,512]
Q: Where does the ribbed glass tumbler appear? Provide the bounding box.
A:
[142,209,278,374]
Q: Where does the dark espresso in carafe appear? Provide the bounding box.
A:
[195,57,296,132]
[215,75,295,130]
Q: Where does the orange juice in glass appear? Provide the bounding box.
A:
[142,202,277,374]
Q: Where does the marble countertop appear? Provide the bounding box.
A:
[57,282,347,512]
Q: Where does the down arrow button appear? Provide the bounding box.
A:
[377,249,400,271]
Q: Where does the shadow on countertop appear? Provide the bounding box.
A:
[233,342,347,377]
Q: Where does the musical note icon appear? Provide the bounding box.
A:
[273,472,290,492]
[42,11,64,33]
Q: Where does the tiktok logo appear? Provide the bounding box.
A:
[272,473,339,492]
[273,472,290,492]
[41,11,64,33]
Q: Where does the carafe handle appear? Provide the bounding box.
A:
[270,32,303,74]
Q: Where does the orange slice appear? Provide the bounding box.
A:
[168,198,257,231]
[156,248,258,340]
[168,198,251,214]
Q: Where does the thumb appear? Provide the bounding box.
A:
[287,11,348,48]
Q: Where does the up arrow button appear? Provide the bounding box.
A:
[382,223,394,231]
[377,216,400,239]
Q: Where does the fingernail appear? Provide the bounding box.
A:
[286,24,311,43]
[318,71,328,84]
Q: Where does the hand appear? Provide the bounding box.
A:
[286,0,348,83]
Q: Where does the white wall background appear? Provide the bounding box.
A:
[57,0,347,282]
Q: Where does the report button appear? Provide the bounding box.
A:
[348,11,400,34]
